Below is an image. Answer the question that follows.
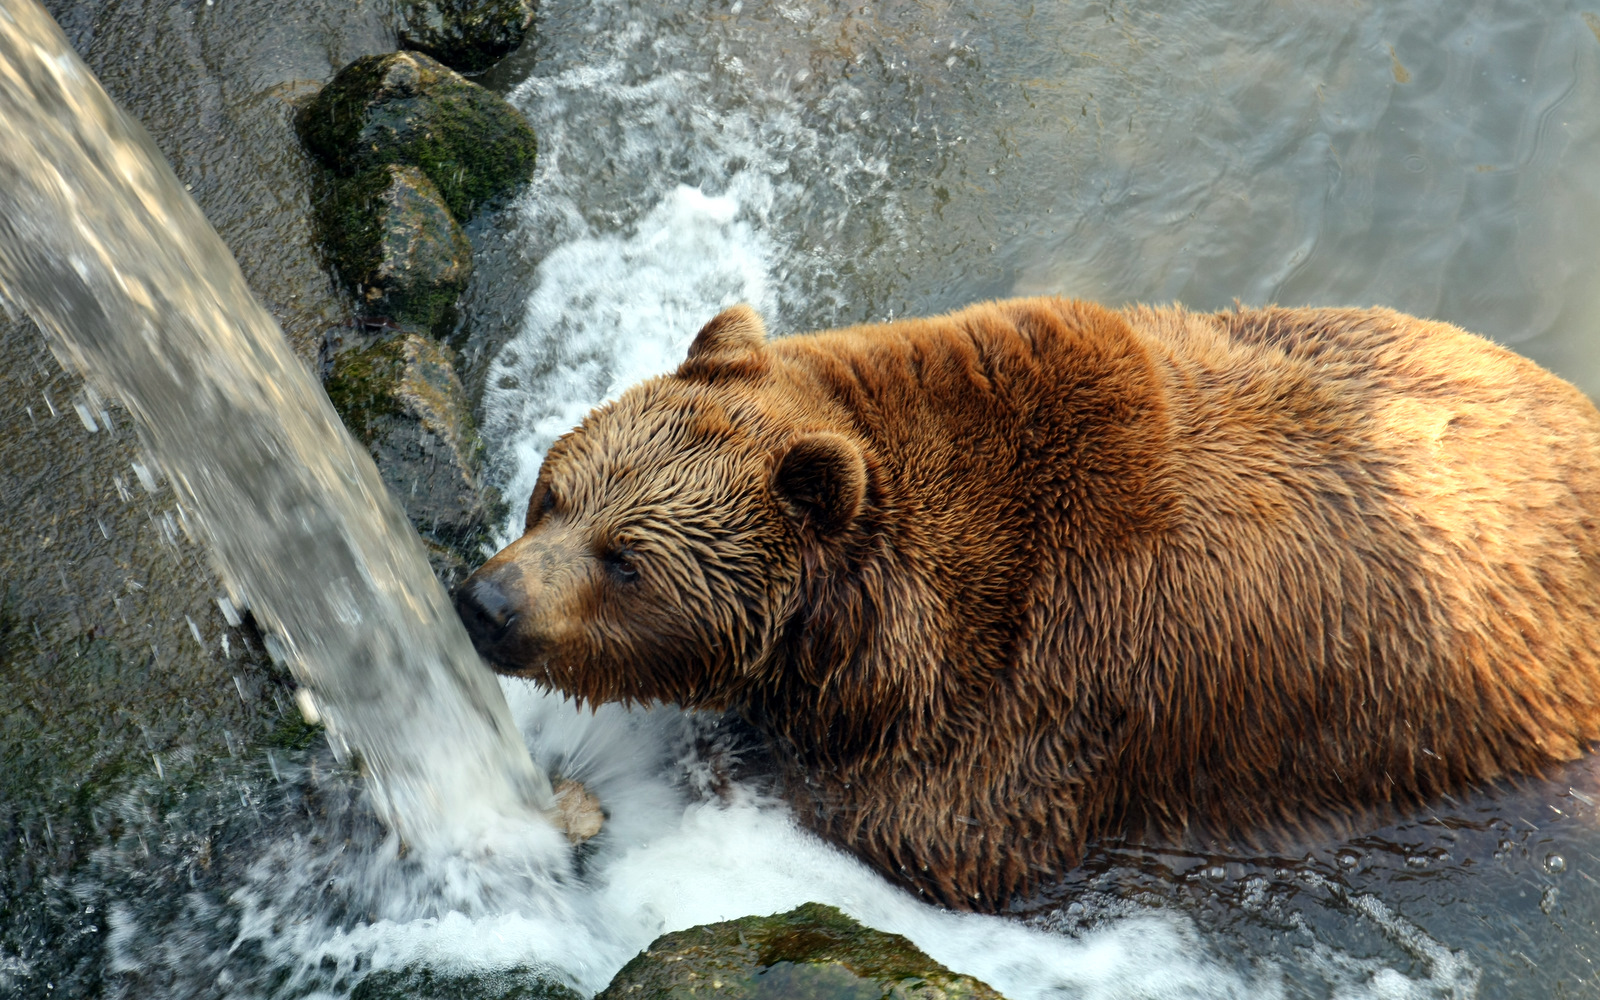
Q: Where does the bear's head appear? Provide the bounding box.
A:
[456,305,869,710]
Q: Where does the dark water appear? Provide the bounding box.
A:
[3,0,1599,996]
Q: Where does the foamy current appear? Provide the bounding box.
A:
[237,681,1475,1000]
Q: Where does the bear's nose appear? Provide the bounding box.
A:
[455,576,516,647]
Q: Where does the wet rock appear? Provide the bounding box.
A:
[351,965,582,1000]
[324,332,503,585]
[597,903,1007,1000]
[298,50,538,222]
[399,0,537,76]
[0,314,294,999]
[40,0,396,365]
[552,778,604,845]
[323,164,473,332]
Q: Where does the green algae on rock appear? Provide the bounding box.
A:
[298,50,537,221]
[399,0,537,76]
[597,903,1007,1000]
[324,332,504,585]
[322,164,473,332]
[351,964,582,1000]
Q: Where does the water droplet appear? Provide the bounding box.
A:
[1545,853,1567,874]
[1337,851,1359,869]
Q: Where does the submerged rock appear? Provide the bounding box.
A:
[324,332,503,585]
[597,903,1007,1000]
[298,50,537,222]
[351,965,581,1000]
[323,164,473,332]
[399,0,537,76]
[552,777,604,845]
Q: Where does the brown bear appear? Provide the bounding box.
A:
[456,297,1600,910]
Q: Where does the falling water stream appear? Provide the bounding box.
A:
[0,0,553,849]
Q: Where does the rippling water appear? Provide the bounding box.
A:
[22,0,1600,996]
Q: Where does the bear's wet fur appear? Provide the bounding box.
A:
[458,297,1600,909]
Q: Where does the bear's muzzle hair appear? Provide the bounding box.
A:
[456,575,517,646]
[455,565,550,674]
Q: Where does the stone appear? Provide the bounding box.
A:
[38,0,393,365]
[0,314,293,999]
[323,164,473,332]
[350,965,582,1000]
[399,0,537,76]
[596,903,1007,1000]
[551,778,603,845]
[323,332,503,586]
[298,50,538,222]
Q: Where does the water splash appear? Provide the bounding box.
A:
[0,0,552,849]
[480,8,906,529]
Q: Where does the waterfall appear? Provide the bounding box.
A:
[0,0,554,850]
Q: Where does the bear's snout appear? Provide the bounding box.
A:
[456,575,517,646]
[455,568,552,677]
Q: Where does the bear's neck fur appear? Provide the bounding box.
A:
[737,299,1181,907]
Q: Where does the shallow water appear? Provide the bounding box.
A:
[9,0,1600,996]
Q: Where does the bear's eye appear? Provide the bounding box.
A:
[604,547,640,584]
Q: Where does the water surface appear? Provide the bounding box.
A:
[9,0,1598,995]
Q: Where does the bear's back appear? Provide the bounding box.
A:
[773,297,1600,851]
[1115,303,1600,840]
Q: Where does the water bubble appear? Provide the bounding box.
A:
[1545,853,1566,874]
[1337,851,1360,869]
[1540,885,1558,915]
[1405,855,1429,869]
[1205,865,1227,881]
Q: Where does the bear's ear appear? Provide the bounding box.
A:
[772,432,866,536]
[678,304,768,380]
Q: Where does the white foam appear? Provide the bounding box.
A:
[234,681,1479,998]
[483,182,777,535]
[480,11,901,540]
[580,783,1276,1000]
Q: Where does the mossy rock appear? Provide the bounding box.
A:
[322,164,472,332]
[597,903,1007,1000]
[324,332,504,584]
[351,964,581,1000]
[299,51,537,221]
[399,0,537,76]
